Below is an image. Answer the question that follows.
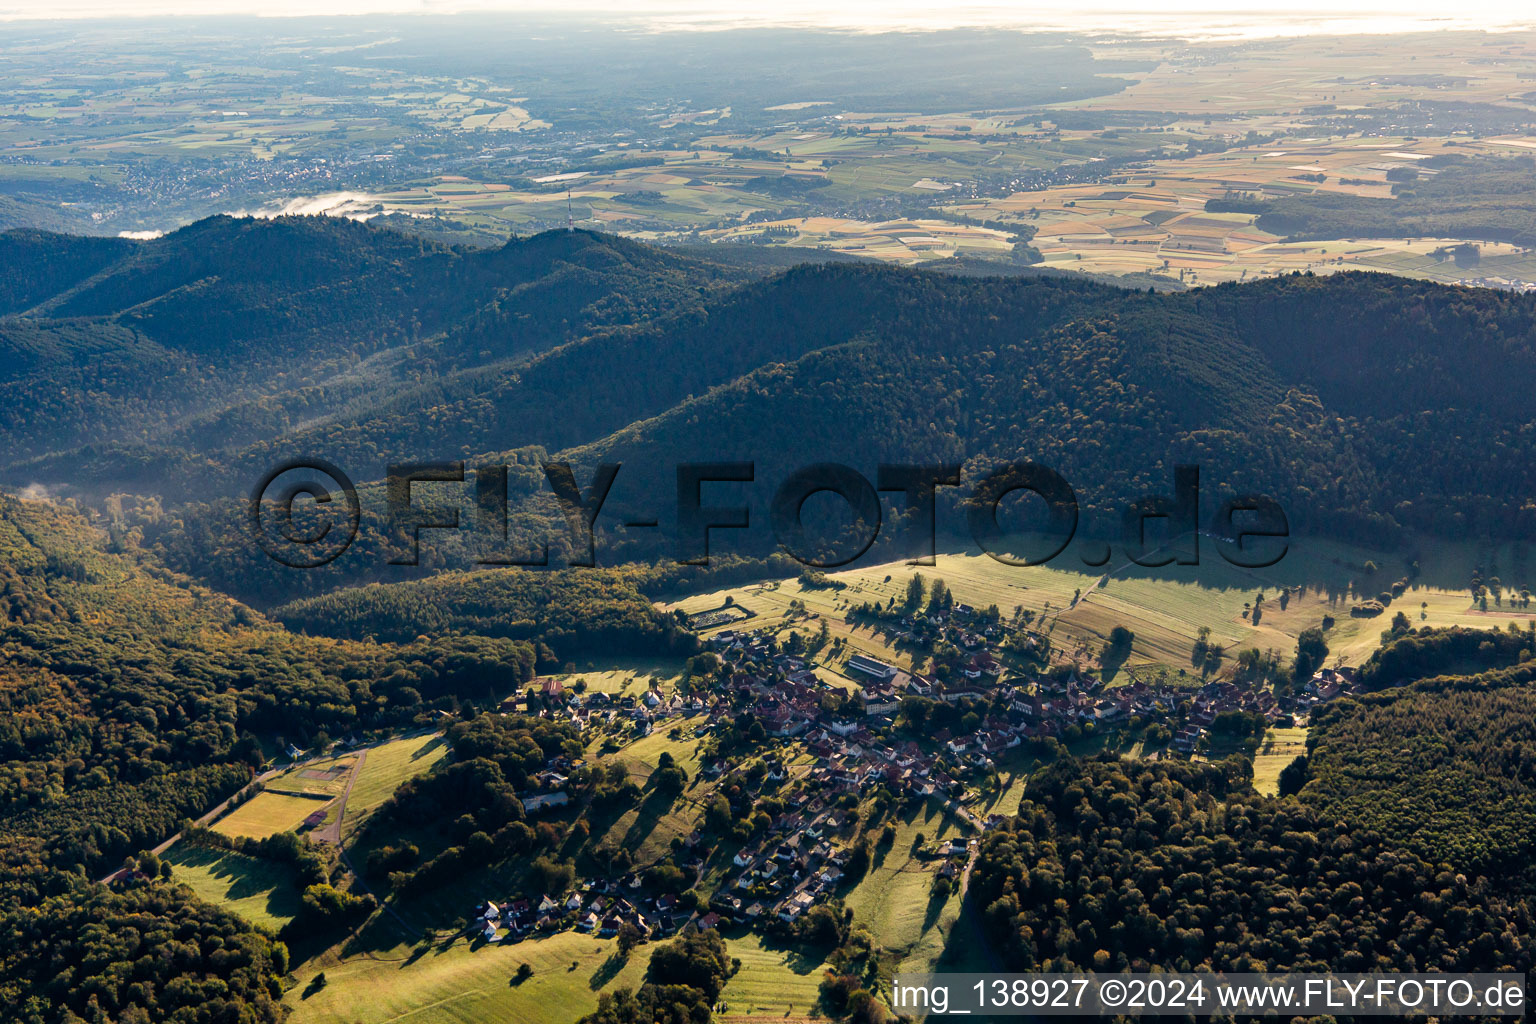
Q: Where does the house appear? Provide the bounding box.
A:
[482,921,499,942]
[905,673,935,696]
[776,892,816,922]
[696,912,721,931]
[482,901,501,922]
[862,684,900,716]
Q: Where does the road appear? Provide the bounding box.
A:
[96,763,289,884]
[311,748,366,846]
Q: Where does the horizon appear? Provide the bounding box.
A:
[1,0,1534,39]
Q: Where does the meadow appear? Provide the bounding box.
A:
[715,930,830,1023]
[164,845,302,932]
[663,535,1533,682]
[841,798,969,975]
[286,929,655,1024]
[340,733,450,840]
[1252,727,1310,797]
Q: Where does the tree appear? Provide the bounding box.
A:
[646,929,732,1002]
[1277,754,1309,797]
[1294,627,1329,682]
[903,573,927,612]
[617,921,644,956]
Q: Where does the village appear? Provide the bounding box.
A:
[463,596,1363,948]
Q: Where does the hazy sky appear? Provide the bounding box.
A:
[1,0,1534,37]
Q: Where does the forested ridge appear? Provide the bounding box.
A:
[0,493,660,872]
[271,566,698,657]
[0,218,738,468]
[969,758,1533,975]
[1289,625,1536,878]
[15,218,1536,560]
[0,493,572,1018]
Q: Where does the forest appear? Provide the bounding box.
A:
[0,494,587,1017]
[968,757,1533,975]
[1211,156,1536,246]
[15,219,1536,574]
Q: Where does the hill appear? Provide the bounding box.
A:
[11,221,1536,598]
[0,219,737,475]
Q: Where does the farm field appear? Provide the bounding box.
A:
[663,535,1536,681]
[943,133,1536,286]
[163,846,302,932]
[1066,32,1536,116]
[215,791,334,841]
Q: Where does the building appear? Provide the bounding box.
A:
[844,654,899,682]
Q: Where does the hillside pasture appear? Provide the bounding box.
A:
[341,732,449,838]
[164,846,302,931]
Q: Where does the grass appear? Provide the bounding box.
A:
[842,799,968,974]
[1253,727,1309,796]
[341,733,449,839]
[663,535,1536,681]
[554,659,688,698]
[717,929,830,1023]
[215,791,333,841]
[286,929,654,1024]
[286,922,834,1024]
[164,845,302,931]
[585,727,714,865]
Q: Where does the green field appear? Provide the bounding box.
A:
[341,733,449,839]
[717,930,831,1023]
[286,930,654,1024]
[842,799,969,974]
[215,791,333,841]
[285,924,835,1024]
[553,659,688,697]
[164,846,302,931]
[1253,727,1310,796]
[585,727,714,867]
[665,536,1532,680]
